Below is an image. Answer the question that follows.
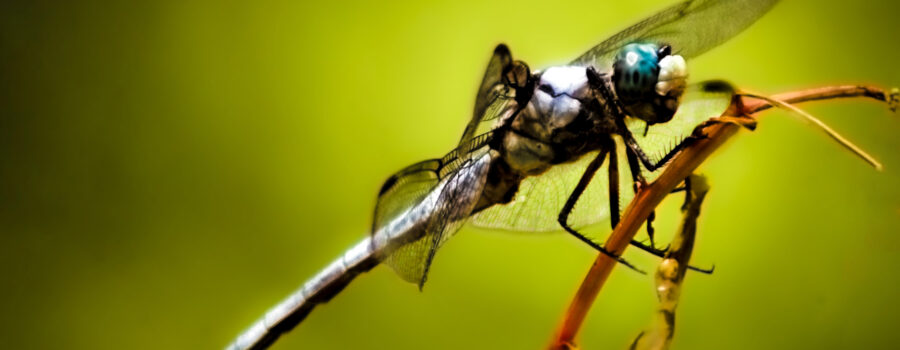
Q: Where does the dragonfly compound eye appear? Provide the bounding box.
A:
[613,43,687,125]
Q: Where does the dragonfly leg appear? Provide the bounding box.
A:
[558,147,645,274]
[608,142,669,257]
[622,130,696,172]
[608,142,621,229]
[680,176,693,211]
[640,175,715,274]
[623,145,648,194]
[620,144,669,256]
[642,177,697,251]
[620,93,758,174]
[629,235,670,257]
[633,242,714,274]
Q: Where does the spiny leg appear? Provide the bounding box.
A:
[621,145,669,255]
[644,179,694,246]
[623,143,717,268]
[609,142,666,256]
[635,243,714,274]
[608,142,621,229]
[621,129,695,172]
[622,173,712,273]
[619,125,705,254]
[621,114,757,174]
[558,147,644,274]
[638,182,701,256]
[680,176,694,211]
[646,211,656,249]
[639,175,715,275]
[678,175,714,274]
[624,144,646,188]
[631,174,713,350]
[621,124,718,255]
[645,178,698,248]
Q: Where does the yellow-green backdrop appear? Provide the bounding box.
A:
[1,0,899,349]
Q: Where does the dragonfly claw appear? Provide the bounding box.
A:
[888,87,899,113]
[631,239,669,256]
[687,264,715,275]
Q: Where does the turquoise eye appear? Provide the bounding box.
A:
[613,43,661,98]
[612,42,681,125]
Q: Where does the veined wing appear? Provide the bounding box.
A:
[227,148,496,350]
[472,81,735,232]
[372,133,493,287]
[458,44,530,158]
[571,0,778,70]
[626,80,736,180]
[472,148,618,232]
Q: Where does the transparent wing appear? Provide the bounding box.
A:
[467,45,513,132]
[472,81,735,232]
[471,149,617,232]
[627,80,736,182]
[372,132,492,234]
[571,0,778,70]
[458,45,529,158]
[373,134,493,287]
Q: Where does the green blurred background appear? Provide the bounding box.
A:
[1,0,899,349]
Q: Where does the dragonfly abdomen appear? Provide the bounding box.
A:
[226,238,378,350]
[228,153,496,350]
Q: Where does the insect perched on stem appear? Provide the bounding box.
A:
[225,1,892,349]
[548,85,898,349]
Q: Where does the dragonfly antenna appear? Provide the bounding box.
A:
[738,90,883,171]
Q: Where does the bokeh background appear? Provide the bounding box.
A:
[2,0,899,349]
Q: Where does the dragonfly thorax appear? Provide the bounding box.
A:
[499,66,613,175]
[508,66,595,141]
[533,66,592,129]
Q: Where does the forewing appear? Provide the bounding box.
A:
[472,81,734,232]
[571,0,778,70]
[459,45,529,158]
[469,45,513,129]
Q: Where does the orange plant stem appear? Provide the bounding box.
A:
[548,85,894,350]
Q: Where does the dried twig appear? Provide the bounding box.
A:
[548,85,897,350]
[630,174,709,350]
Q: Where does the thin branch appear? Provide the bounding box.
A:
[547,85,896,350]
[631,174,710,350]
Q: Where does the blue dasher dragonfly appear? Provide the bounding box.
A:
[227,0,779,348]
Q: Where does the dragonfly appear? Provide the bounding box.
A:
[227,0,779,349]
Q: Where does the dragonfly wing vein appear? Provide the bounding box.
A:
[383,151,494,286]
[572,0,779,72]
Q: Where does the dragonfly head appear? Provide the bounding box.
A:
[612,43,687,125]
